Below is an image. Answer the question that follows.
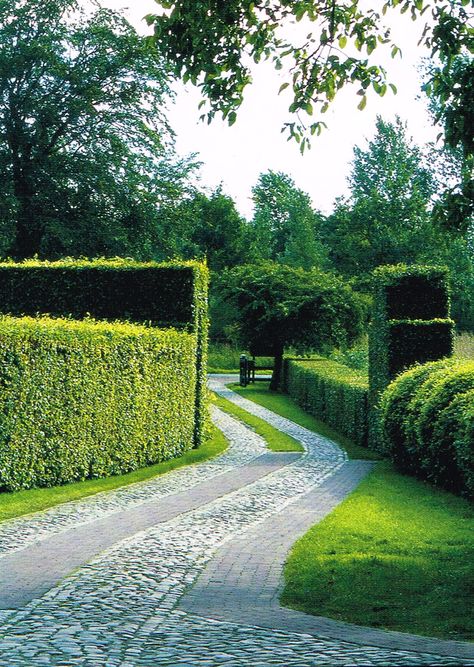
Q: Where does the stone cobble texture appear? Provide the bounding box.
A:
[0,375,471,666]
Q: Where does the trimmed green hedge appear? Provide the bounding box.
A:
[0,258,199,327]
[386,319,455,378]
[282,357,369,447]
[0,259,209,447]
[381,359,474,497]
[369,265,454,449]
[0,317,198,492]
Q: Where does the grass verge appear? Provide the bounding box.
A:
[230,382,381,460]
[282,461,474,641]
[230,381,473,640]
[213,393,303,453]
[208,368,239,374]
[0,425,227,523]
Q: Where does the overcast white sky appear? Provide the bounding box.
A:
[101,0,438,218]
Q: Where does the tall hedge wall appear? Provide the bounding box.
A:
[368,265,454,449]
[282,357,369,447]
[0,317,197,491]
[0,259,209,447]
[380,359,474,497]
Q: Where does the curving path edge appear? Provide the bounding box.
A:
[0,374,471,666]
[191,376,474,662]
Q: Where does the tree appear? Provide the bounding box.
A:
[147,0,473,151]
[321,115,474,329]
[424,55,474,234]
[184,188,247,271]
[322,116,435,277]
[221,262,366,389]
[249,171,327,269]
[0,0,197,259]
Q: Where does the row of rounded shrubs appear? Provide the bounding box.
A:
[380,358,474,497]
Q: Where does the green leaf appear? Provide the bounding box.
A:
[357,95,367,111]
[338,35,347,49]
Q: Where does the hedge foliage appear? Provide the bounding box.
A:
[0,316,198,491]
[0,258,209,448]
[380,359,474,497]
[282,357,369,447]
[0,258,200,328]
[368,264,454,448]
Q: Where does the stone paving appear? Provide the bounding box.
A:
[0,406,267,558]
[0,375,472,666]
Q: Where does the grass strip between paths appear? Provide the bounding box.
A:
[0,426,228,523]
[213,393,303,453]
[229,382,381,460]
[230,381,473,641]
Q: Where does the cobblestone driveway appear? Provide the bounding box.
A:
[0,375,472,666]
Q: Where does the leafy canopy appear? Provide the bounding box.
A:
[0,0,196,259]
[221,262,366,387]
[424,55,474,233]
[148,0,473,152]
[322,116,436,277]
[249,171,326,269]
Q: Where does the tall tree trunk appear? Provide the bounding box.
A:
[10,167,42,259]
[270,347,284,391]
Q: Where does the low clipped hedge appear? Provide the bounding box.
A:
[282,357,369,447]
[0,316,197,491]
[380,359,474,497]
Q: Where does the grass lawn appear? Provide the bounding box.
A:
[0,425,227,523]
[230,380,473,641]
[230,382,381,461]
[282,462,474,641]
[213,393,303,452]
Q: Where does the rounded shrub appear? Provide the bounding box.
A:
[380,359,454,471]
[451,389,474,496]
[381,358,474,496]
[416,362,474,489]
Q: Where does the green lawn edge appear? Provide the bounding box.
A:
[230,381,473,641]
[208,367,239,374]
[282,461,474,641]
[213,393,303,453]
[0,425,228,523]
[229,382,381,460]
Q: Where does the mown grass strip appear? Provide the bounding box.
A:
[229,382,381,460]
[282,461,474,641]
[213,393,303,453]
[231,381,473,640]
[0,426,227,523]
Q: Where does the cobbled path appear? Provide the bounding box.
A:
[0,375,472,666]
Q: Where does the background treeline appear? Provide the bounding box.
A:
[0,1,472,332]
